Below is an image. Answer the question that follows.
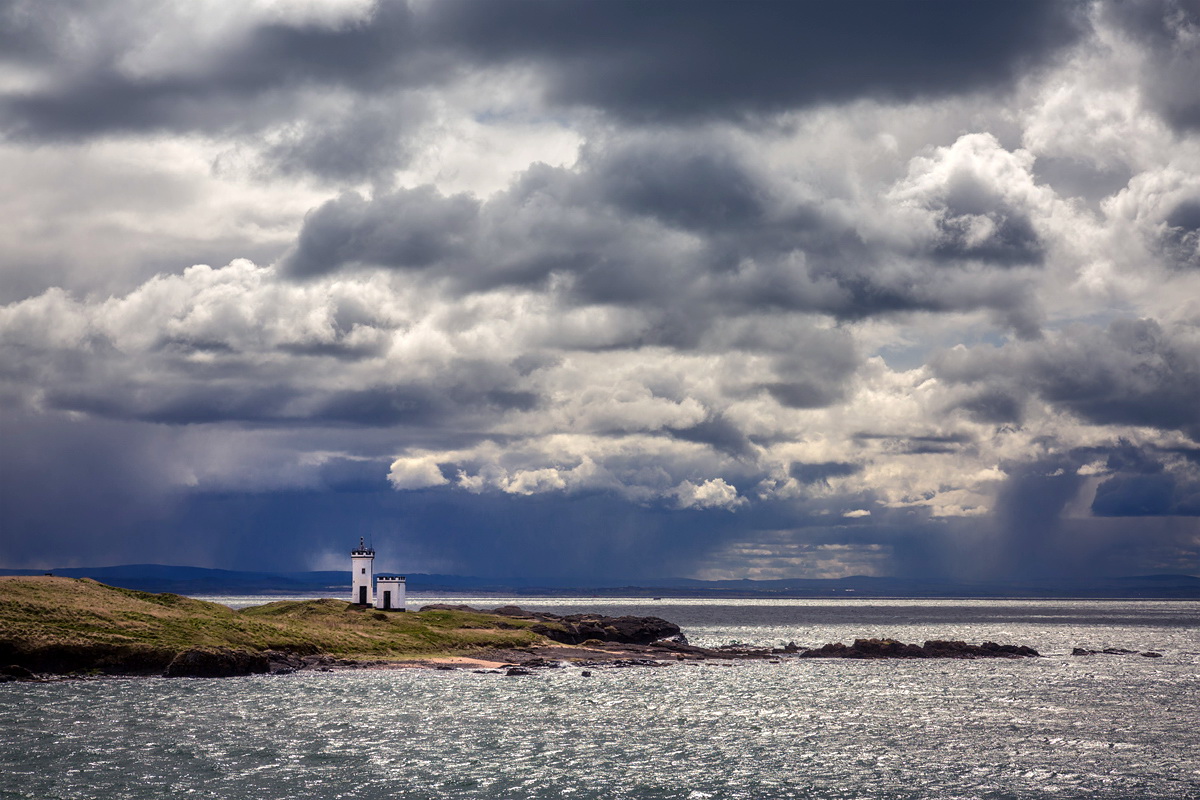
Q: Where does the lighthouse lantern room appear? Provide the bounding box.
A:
[351,538,375,606]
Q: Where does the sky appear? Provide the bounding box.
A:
[1,0,1198,581]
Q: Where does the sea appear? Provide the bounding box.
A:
[2,597,1197,800]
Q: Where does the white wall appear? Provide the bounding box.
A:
[351,553,374,605]
[374,578,406,611]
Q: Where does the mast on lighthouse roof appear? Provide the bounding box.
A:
[351,537,375,606]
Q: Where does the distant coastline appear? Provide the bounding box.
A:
[1,564,1197,599]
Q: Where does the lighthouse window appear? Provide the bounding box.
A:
[361,568,365,574]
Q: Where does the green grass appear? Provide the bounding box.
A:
[0,576,548,672]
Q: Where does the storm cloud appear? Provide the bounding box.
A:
[1,1,1085,137]
[0,0,1197,580]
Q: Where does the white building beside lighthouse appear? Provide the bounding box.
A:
[350,539,406,611]
[375,575,406,611]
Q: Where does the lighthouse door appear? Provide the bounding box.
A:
[383,590,392,610]
[358,586,367,605]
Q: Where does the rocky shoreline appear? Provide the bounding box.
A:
[5,579,1171,684]
[13,599,1160,682]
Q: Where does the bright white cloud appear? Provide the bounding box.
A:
[387,455,449,489]
[672,478,746,511]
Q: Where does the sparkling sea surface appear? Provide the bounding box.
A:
[2,598,1197,799]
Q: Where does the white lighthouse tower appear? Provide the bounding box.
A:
[351,537,375,606]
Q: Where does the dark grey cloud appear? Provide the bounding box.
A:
[789,461,863,486]
[936,318,1200,438]
[1093,473,1182,515]
[283,135,1052,337]
[0,0,1085,181]
[853,432,976,456]
[764,382,845,410]
[665,415,754,458]
[1166,198,1200,232]
[932,205,1043,266]
[0,1,426,138]
[1088,440,1200,517]
[45,383,301,426]
[284,160,693,302]
[428,0,1086,122]
[40,365,539,430]
[1103,0,1200,131]
[285,187,480,278]
[1161,198,1200,269]
[263,99,431,183]
[955,388,1025,424]
[316,457,394,494]
[0,2,436,181]
[314,384,539,428]
[588,140,768,231]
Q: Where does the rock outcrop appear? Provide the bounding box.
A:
[420,604,682,646]
[163,647,270,678]
[1073,647,1163,658]
[0,664,36,681]
[529,614,681,645]
[795,638,1039,659]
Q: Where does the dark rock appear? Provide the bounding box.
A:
[854,638,928,658]
[612,659,664,668]
[796,638,1038,659]
[519,657,562,669]
[265,650,304,674]
[580,670,592,677]
[529,613,681,646]
[975,641,1040,657]
[490,606,534,618]
[802,642,851,658]
[163,648,269,678]
[419,605,685,647]
[1,664,35,679]
[505,667,532,676]
[0,642,175,675]
[301,654,340,668]
[1140,651,1163,658]
[713,643,774,658]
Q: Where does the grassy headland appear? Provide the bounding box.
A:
[0,576,549,675]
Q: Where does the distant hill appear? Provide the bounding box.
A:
[0,564,1197,598]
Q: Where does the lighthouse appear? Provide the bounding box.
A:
[351,537,375,606]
